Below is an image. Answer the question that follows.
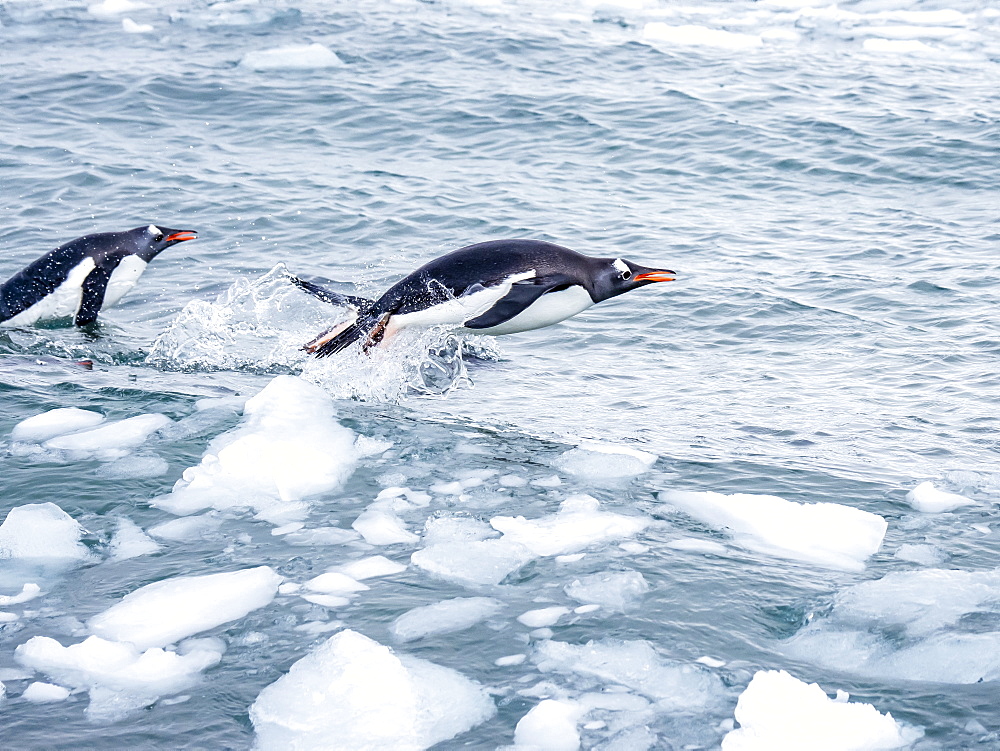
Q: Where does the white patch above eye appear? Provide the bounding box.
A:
[612,258,630,275]
[147,225,160,236]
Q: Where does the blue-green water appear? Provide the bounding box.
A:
[2,0,1000,748]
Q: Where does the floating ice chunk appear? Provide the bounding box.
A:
[411,538,534,587]
[533,639,720,710]
[96,454,169,479]
[642,23,763,50]
[721,670,920,751]
[15,634,222,721]
[0,503,89,561]
[423,516,496,545]
[518,606,570,628]
[241,43,343,71]
[532,475,562,488]
[496,654,526,666]
[44,414,172,460]
[147,514,223,541]
[659,490,886,571]
[894,543,945,565]
[250,629,495,750]
[303,572,368,596]
[122,17,152,33]
[282,526,360,546]
[87,0,144,17]
[0,582,41,606]
[21,681,71,703]
[430,480,464,496]
[564,571,649,612]
[491,495,650,558]
[333,555,407,580]
[666,538,728,555]
[553,442,656,482]
[88,566,281,650]
[390,597,503,642]
[108,518,160,561]
[500,474,527,487]
[156,376,358,524]
[301,594,350,608]
[11,408,104,443]
[905,482,974,513]
[514,699,583,751]
[352,508,419,546]
[355,435,393,458]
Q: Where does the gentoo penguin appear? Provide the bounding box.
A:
[0,224,197,327]
[298,239,676,357]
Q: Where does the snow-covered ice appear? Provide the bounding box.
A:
[352,508,419,546]
[240,44,343,71]
[411,538,534,587]
[518,606,570,628]
[564,571,649,612]
[0,503,89,561]
[721,670,920,750]
[155,376,358,524]
[43,414,171,460]
[88,566,281,649]
[11,408,104,443]
[659,490,886,571]
[905,481,974,513]
[21,681,71,703]
[250,629,495,750]
[333,555,407,580]
[514,698,583,751]
[303,572,368,596]
[108,518,161,561]
[390,597,504,642]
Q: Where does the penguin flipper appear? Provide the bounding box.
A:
[288,274,374,313]
[463,277,574,330]
[74,266,113,326]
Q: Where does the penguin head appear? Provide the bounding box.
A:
[591,257,676,302]
[132,224,198,261]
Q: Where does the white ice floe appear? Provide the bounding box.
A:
[0,503,89,561]
[16,634,223,722]
[96,454,170,479]
[250,629,494,750]
[518,606,570,629]
[88,566,281,650]
[721,670,920,751]
[893,543,945,565]
[121,17,153,33]
[390,597,503,642]
[564,571,649,612]
[240,43,343,71]
[108,518,160,561]
[282,526,360,546]
[44,414,172,461]
[659,490,886,571]
[642,23,763,50]
[411,538,534,587]
[155,376,358,524]
[533,639,720,711]
[784,568,1000,683]
[0,582,41,606]
[552,442,657,482]
[905,481,974,513]
[21,681,71,703]
[514,698,583,751]
[147,514,223,541]
[333,555,407,580]
[352,508,419,546]
[491,495,650,557]
[11,408,104,443]
[303,572,368,596]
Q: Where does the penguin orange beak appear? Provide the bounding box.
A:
[634,270,676,282]
[165,231,198,243]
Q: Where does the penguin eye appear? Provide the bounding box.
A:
[620,269,632,280]
[154,234,164,243]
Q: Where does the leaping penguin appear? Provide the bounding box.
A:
[0,224,197,327]
[297,239,676,357]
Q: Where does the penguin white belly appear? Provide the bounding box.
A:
[385,270,536,337]
[465,285,594,336]
[3,258,96,326]
[102,255,148,308]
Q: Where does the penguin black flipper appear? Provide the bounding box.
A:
[74,266,114,326]
[463,275,576,330]
[288,274,374,313]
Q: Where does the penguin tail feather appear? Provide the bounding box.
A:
[287,274,374,313]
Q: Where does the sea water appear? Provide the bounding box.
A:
[1,0,999,748]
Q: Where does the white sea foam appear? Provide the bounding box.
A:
[905,481,974,512]
[11,408,104,443]
[87,566,281,650]
[154,375,358,524]
[642,23,763,50]
[250,629,495,750]
[564,571,649,612]
[240,43,343,71]
[87,0,144,17]
[659,490,886,571]
[722,670,920,750]
[0,503,89,561]
[108,518,160,561]
[390,597,503,642]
